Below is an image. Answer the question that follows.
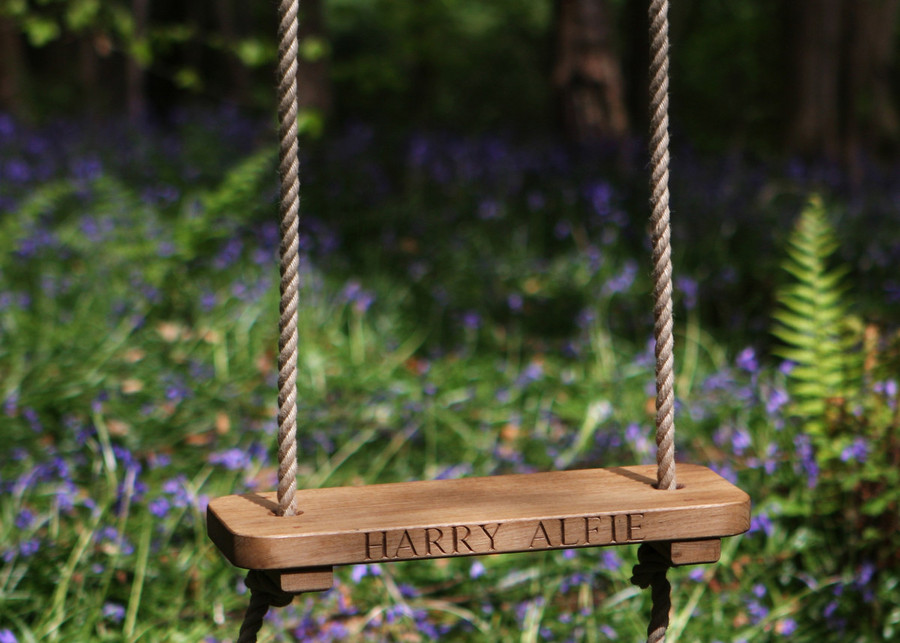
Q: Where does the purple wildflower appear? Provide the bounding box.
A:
[780,618,797,636]
[102,603,125,623]
[19,539,40,557]
[604,260,637,295]
[461,310,480,330]
[149,496,171,518]
[14,509,34,530]
[840,438,868,463]
[766,387,789,414]
[736,347,759,373]
[676,276,698,310]
[209,448,250,471]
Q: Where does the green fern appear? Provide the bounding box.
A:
[771,196,861,429]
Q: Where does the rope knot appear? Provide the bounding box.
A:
[244,569,296,608]
[630,543,671,589]
[630,543,672,643]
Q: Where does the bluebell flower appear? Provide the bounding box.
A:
[602,549,620,570]
[746,598,769,623]
[14,509,34,530]
[766,387,789,414]
[350,565,369,583]
[102,603,125,623]
[585,182,613,217]
[19,539,40,557]
[462,311,480,330]
[736,347,758,373]
[793,434,819,488]
[840,438,868,463]
[209,448,250,471]
[149,496,171,518]
[603,261,637,295]
[780,618,797,636]
[732,428,752,456]
[516,362,543,387]
[676,276,698,310]
[0,628,17,643]
[3,393,18,417]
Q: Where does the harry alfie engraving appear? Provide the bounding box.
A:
[363,513,645,561]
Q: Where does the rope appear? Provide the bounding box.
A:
[648,0,676,492]
[630,544,672,643]
[276,0,301,517]
[236,570,297,643]
[642,2,675,640]
[235,5,302,637]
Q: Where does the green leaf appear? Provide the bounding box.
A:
[65,0,100,31]
[234,38,274,67]
[23,15,60,47]
[300,36,329,62]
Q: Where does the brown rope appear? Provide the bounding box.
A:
[236,570,297,643]
[643,1,676,640]
[276,0,301,518]
[236,3,302,635]
[630,544,672,643]
[649,0,676,492]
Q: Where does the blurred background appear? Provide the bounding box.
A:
[3,0,900,161]
[2,1,900,641]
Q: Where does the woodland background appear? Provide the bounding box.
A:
[2,1,900,642]
[4,0,900,165]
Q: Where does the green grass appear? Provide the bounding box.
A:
[1,120,899,642]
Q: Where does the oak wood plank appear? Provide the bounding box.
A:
[207,464,749,571]
[651,539,722,565]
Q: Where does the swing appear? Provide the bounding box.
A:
[206,1,750,640]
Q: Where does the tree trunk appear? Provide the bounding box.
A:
[553,0,629,143]
[788,0,843,159]
[126,0,150,122]
[297,0,332,118]
[79,35,102,118]
[0,16,23,115]
[844,0,900,161]
[788,0,900,164]
[215,0,251,105]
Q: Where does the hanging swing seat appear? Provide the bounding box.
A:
[207,464,749,591]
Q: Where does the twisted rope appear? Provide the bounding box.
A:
[236,570,296,643]
[236,2,301,638]
[648,0,676,492]
[630,544,672,643]
[276,0,300,518]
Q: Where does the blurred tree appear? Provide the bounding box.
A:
[298,0,332,119]
[553,0,629,142]
[789,0,900,166]
[126,0,149,121]
[0,13,24,115]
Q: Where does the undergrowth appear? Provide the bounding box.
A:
[1,114,898,641]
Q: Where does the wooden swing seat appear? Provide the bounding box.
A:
[207,463,750,592]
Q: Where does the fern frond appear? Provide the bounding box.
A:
[771,195,862,431]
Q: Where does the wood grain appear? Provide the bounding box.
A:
[207,464,749,571]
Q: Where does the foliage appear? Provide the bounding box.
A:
[769,195,900,591]
[1,112,899,641]
[772,195,861,426]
